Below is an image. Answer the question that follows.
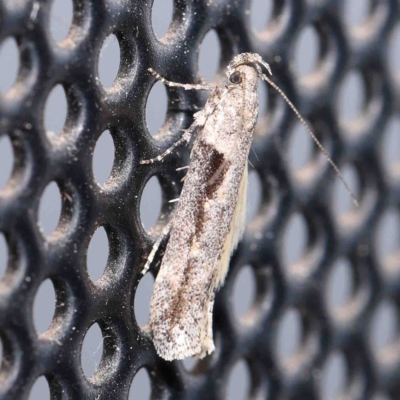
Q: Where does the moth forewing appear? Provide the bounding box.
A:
[148,64,259,361]
[141,52,357,361]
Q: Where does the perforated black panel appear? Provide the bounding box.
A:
[0,0,399,399]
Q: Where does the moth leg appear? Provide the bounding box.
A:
[141,221,173,275]
[148,68,216,92]
[140,119,200,165]
[140,81,224,165]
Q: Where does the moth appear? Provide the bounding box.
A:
[140,53,355,361]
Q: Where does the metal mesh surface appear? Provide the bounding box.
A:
[0,0,400,399]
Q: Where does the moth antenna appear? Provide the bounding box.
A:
[260,73,359,208]
[259,60,272,76]
[251,146,260,162]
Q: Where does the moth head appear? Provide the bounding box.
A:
[226,53,272,81]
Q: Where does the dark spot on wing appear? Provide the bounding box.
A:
[194,140,225,182]
[193,141,230,235]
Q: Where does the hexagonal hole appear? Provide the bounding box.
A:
[0,233,7,278]
[375,209,400,263]
[231,265,256,320]
[343,0,370,28]
[281,213,308,267]
[369,301,398,354]
[199,30,221,83]
[381,117,400,175]
[246,170,262,224]
[44,85,68,138]
[29,376,50,400]
[33,279,57,334]
[129,368,151,399]
[337,71,365,126]
[92,130,115,185]
[98,34,121,89]
[81,323,104,377]
[250,0,273,34]
[320,351,347,400]
[151,0,173,40]
[255,79,270,136]
[276,308,302,366]
[226,360,251,400]
[294,25,320,78]
[38,182,63,237]
[87,227,109,281]
[388,24,400,75]
[0,135,13,190]
[326,259,354,313]
[145,81,168,136]
[0,37,19,93]
[140,176,163,231]
[134,273,154,327]
[49,0,74,42]
[181,356,198,372]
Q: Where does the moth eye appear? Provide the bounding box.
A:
[229,72,242,84]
